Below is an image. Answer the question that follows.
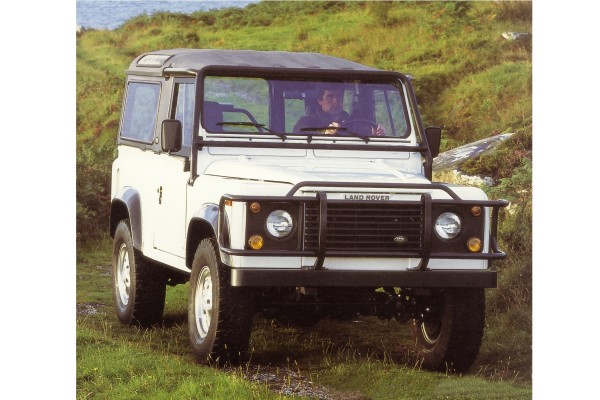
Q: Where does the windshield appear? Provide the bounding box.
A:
[202,76,412,139]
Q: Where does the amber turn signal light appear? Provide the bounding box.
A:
[470,206,482,217]
[466,237,482,253]
[248,234,264,250]
[249,202,261,213]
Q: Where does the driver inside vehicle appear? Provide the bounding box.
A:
[293,86,387,136]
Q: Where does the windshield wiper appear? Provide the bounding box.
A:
[217,121,287,141]
[300,126,369,143]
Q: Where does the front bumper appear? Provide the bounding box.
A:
[230,268,497,288]
[219,181,508,287]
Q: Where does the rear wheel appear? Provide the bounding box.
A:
[188,239,254,365]
[410,288,485,372]
[112,220,166,327]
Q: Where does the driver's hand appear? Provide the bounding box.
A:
[324,122,340,135]
[372,123,386,136]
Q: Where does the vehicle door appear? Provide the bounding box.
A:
[151,78,195,259]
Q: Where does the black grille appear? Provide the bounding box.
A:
[303,202,424,252]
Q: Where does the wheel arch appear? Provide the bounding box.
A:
[110,187,143,250]
[186,204,222,269]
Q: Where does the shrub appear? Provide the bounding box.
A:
[76,143,114,243]
[487,157,532,254]
[461,126,532,181]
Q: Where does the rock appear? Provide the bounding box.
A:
[433,133,513,171]
[76,302,105,316]
[483,176,495,186]
[501,32,531,41]
[447,170,489,187]
[433,133,513,187]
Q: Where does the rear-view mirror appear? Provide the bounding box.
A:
[425,126,442,158]
[161,119,182,152]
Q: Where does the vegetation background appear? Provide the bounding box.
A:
[8,0,596,398]
[76,0,533,243]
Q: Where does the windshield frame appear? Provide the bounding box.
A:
[196,67,414,140]
[186,66,434,181]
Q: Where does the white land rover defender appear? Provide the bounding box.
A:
[110,49,508,372]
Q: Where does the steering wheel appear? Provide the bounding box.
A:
[340,119,377,135]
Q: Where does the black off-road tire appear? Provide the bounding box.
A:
[112,219,166,327]
[188,238,254,365]
[411,288,485,373]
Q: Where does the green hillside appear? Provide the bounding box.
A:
[76,0,531,241]
[76,1,532,142]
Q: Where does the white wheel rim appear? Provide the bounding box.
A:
[116,243,131,305]
[421,322,439,345]
[195,266,213,339]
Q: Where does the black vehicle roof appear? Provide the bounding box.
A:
[127,48,384,76]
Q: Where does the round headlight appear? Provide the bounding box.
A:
[266,210,294,238]
[435,212,461,240]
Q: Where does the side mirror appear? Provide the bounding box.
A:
[161,119,182,153]
[425,126,442,158]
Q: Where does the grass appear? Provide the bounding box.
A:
[77,325,279,399]
[76,237,532,399]
[317,362,530,400]
[433,62,532,142]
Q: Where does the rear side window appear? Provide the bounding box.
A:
[120,82,160,142]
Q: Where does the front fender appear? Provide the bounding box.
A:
[192,203,219,233]
[186,204,228,268]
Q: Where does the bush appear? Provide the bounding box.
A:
[461,126,532,181]
[487,157,532,254]
[76,143,114,243]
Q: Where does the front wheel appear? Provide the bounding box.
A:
[188,239,254,365]
[410,288,485,373]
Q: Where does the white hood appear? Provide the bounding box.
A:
[204,156,429,186]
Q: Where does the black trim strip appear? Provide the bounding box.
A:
[419,193,432,270]
[230,268,497,288]
[314,191,328,270]
[199,65,406,81]
[194,137,427,153]
[489,205,504,268]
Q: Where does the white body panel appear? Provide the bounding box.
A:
[113,141,492,274]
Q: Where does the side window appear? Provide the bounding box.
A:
[120,82,160,142]
[172,82,195,147]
